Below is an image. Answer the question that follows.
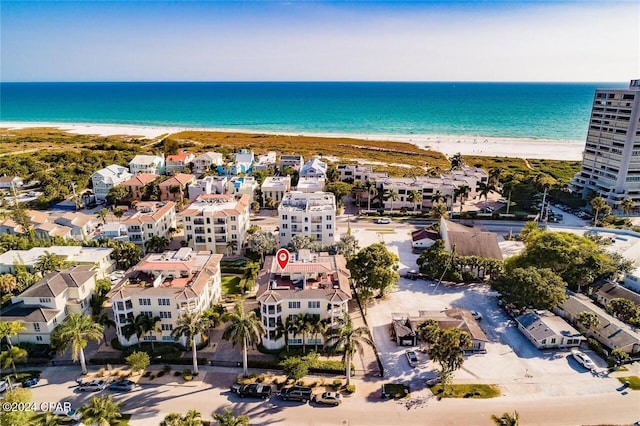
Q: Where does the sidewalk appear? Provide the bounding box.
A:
[349,299,382,377]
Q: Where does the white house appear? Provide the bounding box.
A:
[191,152,223,176]
[229,150,254,175]
[188,176,228,201]
[300,158,327,178]
[129,154,165,175]
[411,229,439,249]
[0,176,25,190]
[91,165,132,201]
[278,191,336,246]
[279,154,304,171]
[515,311,585,350]
[254,151,277,171]
[108,248,223,346]
[261,176,292,205]
[295,177,326,193]
[53,212,96,240]
[165,152,195,175]
[97,223,129,242]
[226,176,258,203]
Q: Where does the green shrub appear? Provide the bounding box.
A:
[332,379,343,389]
[345,384,356,393]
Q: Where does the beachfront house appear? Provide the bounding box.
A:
[300,158,328,179]
[123,201,177,250]
[91,165,132,201]
[121,173,161,200]
[158,173,196,202]
[261,176,292,206]
[254,151,277,171]
[129,154,165,175]
[295,177,326,193]
[188,176,228,201]
[226,176,258,203]
[165,152,195,175]
[192,152,223,176]
[279,154,304,171]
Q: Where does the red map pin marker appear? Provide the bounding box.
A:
[276,248,290,270]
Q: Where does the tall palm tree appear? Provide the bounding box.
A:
[294,314,315,354]
[488,167,504,186]
[620,197,635,215]
[213,408,250,426]
[407,189,422,211]
[93,311,116,347]
[325,311,375,386]
[145,235,169,254]
[491,411,519,426]
[96,208,109,225]
[590,196,607,225]
[122,313,160,349]
[203,304,228,328]
[431,191,444,205]
[386,189,399,211]
[0,321,26,347]
[51,313,103,374]
[450,153,464,171]
[454,184,471,214]
[1,346,27,374]
[171,311,211,375]
[80,396,122,426]
[222,301,265,377]
[478,181,495,202]
[365,180,376,211]
[310,319,327,352]
[226,240,238,256]
[429,203,448,219]
[351,180,365,207]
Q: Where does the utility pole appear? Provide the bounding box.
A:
[71,182,79,211]
[432,244,456,295]
[506,190,512,215]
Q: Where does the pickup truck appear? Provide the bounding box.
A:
[238,383,272,400]
[279,386,312,402]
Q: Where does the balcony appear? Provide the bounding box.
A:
[193,219,204,225]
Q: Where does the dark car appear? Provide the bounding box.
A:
[238,383,272,400]
[108,380,135,392]
[279,386,312,402]
[22,377,39,388]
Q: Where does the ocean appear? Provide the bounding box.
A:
[0,82,628,141]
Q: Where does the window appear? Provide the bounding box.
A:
[141,311,152,317]
[308,301,320,309]
[185,217,191,222]
[147,224,153,229]
[282,215,288,220]
[36,336,43,342]
[139,298,151,306]
[160,311,172,319]
[288,301,301,309]
[326,224,332,229]
[550,338,556,344]
[53,318,57,325]
[231,225,237,231]
[39,298,51,304]
[161,324,173,331]
[282,224,288,229]
[186,225,192,231]
[158,298,171,306]
[34,323,40,332]
[326,215,332,220]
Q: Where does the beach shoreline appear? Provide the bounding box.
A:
[0,121,585,161]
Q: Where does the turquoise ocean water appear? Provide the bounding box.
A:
[0,82,628,140]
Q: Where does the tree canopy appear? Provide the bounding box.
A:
[347,243,399,297]
[492,267,567,310]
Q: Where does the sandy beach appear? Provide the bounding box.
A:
[0,121,585,161]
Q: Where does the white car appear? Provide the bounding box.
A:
[53,408,83,421]
[571,350,596,370]
[315,391,343,405]
[405,350,418,368]
[78,380,107,392]
[0,380,8,393]
[376,218,391,224]
[470,310,483,321]
[497,198,508,203]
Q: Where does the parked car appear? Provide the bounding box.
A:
[405,270,419,280]
[108,380,135,392]
[0,380,8,393]
[279,386,313,402]
[238,383,272,400]
[405,350,418,368]
[230,382,242,394]
[571,350,596,371]
[23,377,39,388]
[52,408,82,421]
[426,376,441,387]
[78,380,107,392]
[470,310,483,321]
[497,198,507,203]
[314,391,343,405]
[376,217,392,224]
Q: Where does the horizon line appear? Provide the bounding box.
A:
[0,80,631,85]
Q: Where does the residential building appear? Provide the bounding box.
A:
[254,151,277,171]
[592,280,640,307]
[515,311,585,350]
[295,177,326,193]
[53,212,96,240]
[188,176,228,201]
[0,176,24,189]
[0,210,50,236]
[165,152,195,175]
[1,266,98,344]
[91,165,132,201]
[129,154,165,175]
[227,150,254,175]
[97,223,129,242]
[121,173,161,200]
[300,158,327,178]
[279,154,304,170]
[440,218,502,260]
[278,191,336,246]
[391,309,488,351]
[226,176,258,203]
[256,250,352,350]
[261,176,292,205]
[337,164,376,182]
[159,173,196,202]
[411,229,439,250]
[554,293,640,353]
[34,222,73,240]
[180,194,250,254]
[123,201,177,249]
[107,248,223,346]
[0,246,114,278]
[374,177,456,211]
[570,80,640,210]
[192,152,223,176]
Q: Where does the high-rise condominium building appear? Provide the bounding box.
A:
[570,80,640,210]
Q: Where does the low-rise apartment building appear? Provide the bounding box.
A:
[261,176,292,205]
[1,265,98,344]
[188,176,228,201]
[54,212,96,240]
[159,173,196,202]
[192,152,223,177]
[278,191,336,246]
[107,248,223,346]
[91,165,132,201]
[129,154,165,175]
[123,201,177,249]
[121,174,161,200]
[181,194,250,254]
[165,152,195,175]
[0,246,114,278]
[256,250,352,350]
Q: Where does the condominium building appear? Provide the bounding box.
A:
[188,176,228,201]
[108,248,223,346]
[0,246,114,278]
[181,194,250,254]
[121,173,161,200]
[570,80,640,210]
[129,154,165,175]
[295,177,326,193]
[1,265,98,344]
[165,152,195,175]
[278,191,336,246]
[226,176,258,203]
[336,164,389,182]
[261,176,292,205]
[158,173,196,202]
[279,154,304,170]
[91,165,132,201]
[192,152,223,176]
[254,151,277,171]
[53,212,96,240]
[123,201,177,248]
[256,250,352,350]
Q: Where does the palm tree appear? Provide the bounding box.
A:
[590,196,607,225]
[310,319,327,352]
[365,180,376,211]
[122,313,159,349]
[488,167,504,186]
[226,240,238,256]
[325,311,375,386]
[478,181,495,202]
[168,184,183,202]
[93,311,116,346]
[577,311,600,337]
[294,314,315,354]
[431,191,444,205]
[429,203,448,219]
[181,410,203,426]
[51,313,103,374]
[213,408,250,426]
[203,304,228,328]
[454,184,471,214]
[386,189,399,211]
[80,396,122,426]
[171,311,211,375]
[222,301,265,377]
[1,346,27,374]
[407,189,422,211]
[34,251,69,275]
[0,321,26,347]
[96,208,109,225]
[38,412,65,426]
[491,411,519,426]
[145,235,169,254]
[351,180,365,207]
[620,197,635,215]
[450,152,464,170]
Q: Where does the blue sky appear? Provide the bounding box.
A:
[1,1,638,82]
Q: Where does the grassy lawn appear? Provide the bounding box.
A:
[617,376,640,390]
[430,383,501,399]
[221,275,242,294]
